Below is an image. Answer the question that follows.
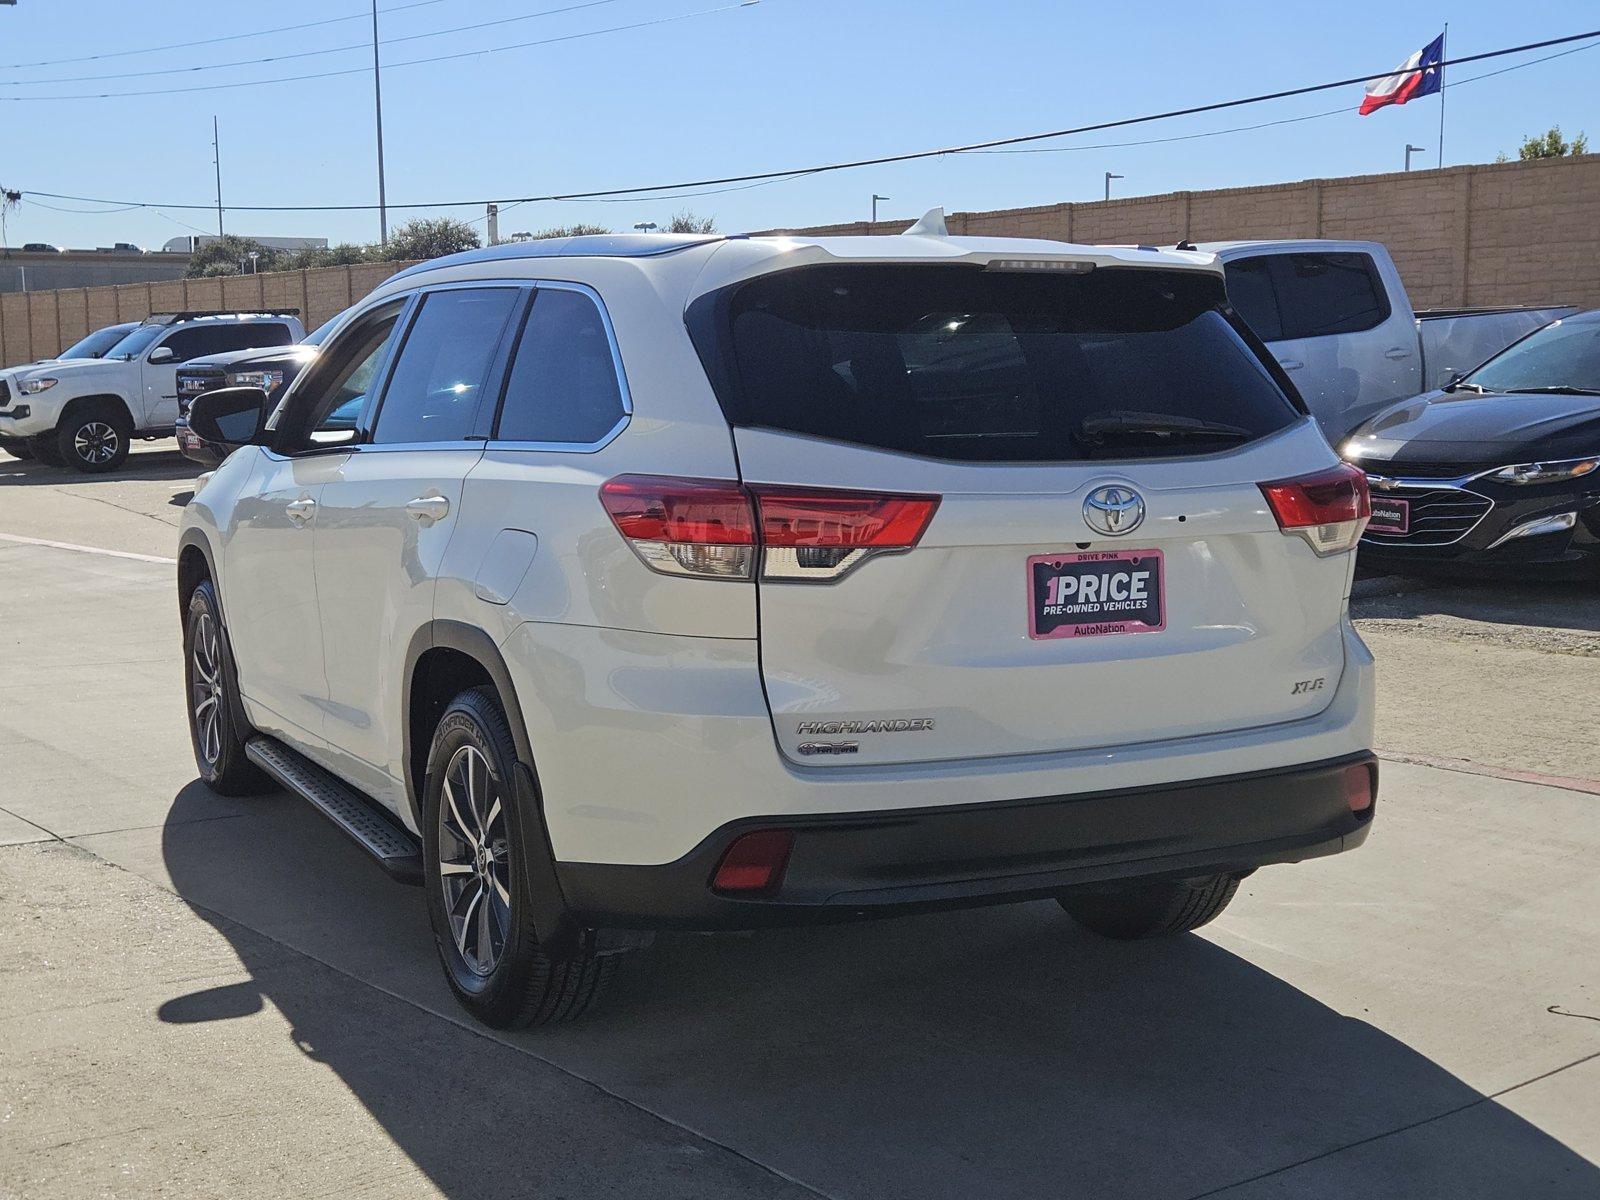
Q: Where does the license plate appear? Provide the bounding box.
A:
[1028,549,1165,640]
[1368,496,1410,535]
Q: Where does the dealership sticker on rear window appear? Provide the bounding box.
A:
[1028,549,1165,640]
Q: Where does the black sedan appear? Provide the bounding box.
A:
[1343,309,1600,578]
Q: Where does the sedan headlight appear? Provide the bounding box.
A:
[231,369,284,392]
[1489,457,1600,485]
[20,377,58,394]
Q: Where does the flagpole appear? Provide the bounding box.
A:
[1438,23,1448,168]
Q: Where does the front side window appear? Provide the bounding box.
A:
[494,287,626,445]
[270,301,403,450]
[702,264,1297,462]
[372,289,520,445]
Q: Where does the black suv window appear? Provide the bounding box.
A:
[372,289,519,445]
[159,322,293,363]
[495,287,626,445]
[1225,253,1389,341]
[698,264,1297,463]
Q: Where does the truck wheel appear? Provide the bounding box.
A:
[423,686,624,1028]
[57,402,131,473]
[1059,873,1241,940]
[0,439,32,461]
[183,579,269,796]
[30,435,64,467]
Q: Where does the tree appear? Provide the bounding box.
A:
[371,217,481,262]
[530,223,612,239]
[1499,126,1589,162]
[285,242,372,270]
[184,234,282,278]
[664,210,716,233]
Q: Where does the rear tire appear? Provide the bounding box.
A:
[423,686,624,1028]
[183,579,270,796]
[57,401,131,473]
[1059,873,1241,940]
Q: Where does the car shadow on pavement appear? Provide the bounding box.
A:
[0,449,199,487]
[157,784,1600,1200]
[1352,576,1600,635]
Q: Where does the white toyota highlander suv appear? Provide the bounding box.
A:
[178,224,1377,1027]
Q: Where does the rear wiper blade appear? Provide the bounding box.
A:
[1078,412,1254,442]
[1503,385,1600,397]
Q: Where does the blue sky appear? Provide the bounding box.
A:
[1,0,1596,250]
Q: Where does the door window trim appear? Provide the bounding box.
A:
[358,280,528,453]
[483,280,633,454]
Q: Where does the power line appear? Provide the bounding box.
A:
[21,28,1600,214]
[0,0,447,71]
[0,0,628,87]
[0,1,760,101]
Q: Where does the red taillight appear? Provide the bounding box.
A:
[601,475,938,581]
[1341,762,1375,813]
[1259,464,1371,556]
[711,829,795,895]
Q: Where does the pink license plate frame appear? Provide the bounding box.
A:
[1027,548,1166,640]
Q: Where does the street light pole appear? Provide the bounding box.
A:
[371,0,389,247]
[1405,143,1427,172]
[212,116,224,236]
[872,194,890,224]
[1104,172,1124,202]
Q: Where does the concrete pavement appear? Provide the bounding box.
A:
[1,451,1597,1198]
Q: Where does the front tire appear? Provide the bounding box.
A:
[183,580,269,796]
[1059,873,1241,940]
[423,686,621,1028]
[57,402,131,473]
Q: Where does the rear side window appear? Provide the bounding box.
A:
[494,287,626,445]
[161,322,293,362]
[372,288,519,445]
[701,265,1298,462]
[1225,253,1389,341]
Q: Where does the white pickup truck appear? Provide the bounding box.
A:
[1203,240,1572,442]
[0,309,304,471]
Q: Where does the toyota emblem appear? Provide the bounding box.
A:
[1083,485,1146,537]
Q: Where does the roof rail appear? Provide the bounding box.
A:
[140,308,301,326]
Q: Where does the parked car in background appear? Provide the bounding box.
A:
[1205,240,1571,442]
[1344,309,1600,578]
[176,315,341,466]
[179,228,1376,1029]
[0,308,304,471]
[0,322,140,459]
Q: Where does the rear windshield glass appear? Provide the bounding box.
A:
[706,265,1299,462]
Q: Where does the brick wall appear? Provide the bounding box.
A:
[0,259,416,365]
[763,154,1600,314]
[4,154,1597,364]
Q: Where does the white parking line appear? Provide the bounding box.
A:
[0,531,177,565]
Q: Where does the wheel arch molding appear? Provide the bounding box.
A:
[403,620,580,959]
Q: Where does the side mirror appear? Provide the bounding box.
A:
[189,386,270,447]
[147,345,176,364]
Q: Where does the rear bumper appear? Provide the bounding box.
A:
[559,753,1376,929]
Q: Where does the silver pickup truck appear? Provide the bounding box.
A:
[1202,239,1573,443]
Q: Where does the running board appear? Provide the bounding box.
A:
[245,736,423,885]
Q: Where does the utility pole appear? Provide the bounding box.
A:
[486,203,499,245]
[1437,22,1449,169]
[872,194,890,223]
[1104,172,1123,202]
[1404,144,1427,172]
[371,0,389,246]
[212,116,224,236]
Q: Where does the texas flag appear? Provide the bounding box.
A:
[1359,32,1445,115]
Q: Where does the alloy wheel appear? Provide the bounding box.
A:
[190,612,223,766]
[437,744,511,976]
[74,421,119,465]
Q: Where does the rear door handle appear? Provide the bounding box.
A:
[1383,347,1412,360]
[285,497,317,526]
[405,494,451,527]
[1277,358,1305,370]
